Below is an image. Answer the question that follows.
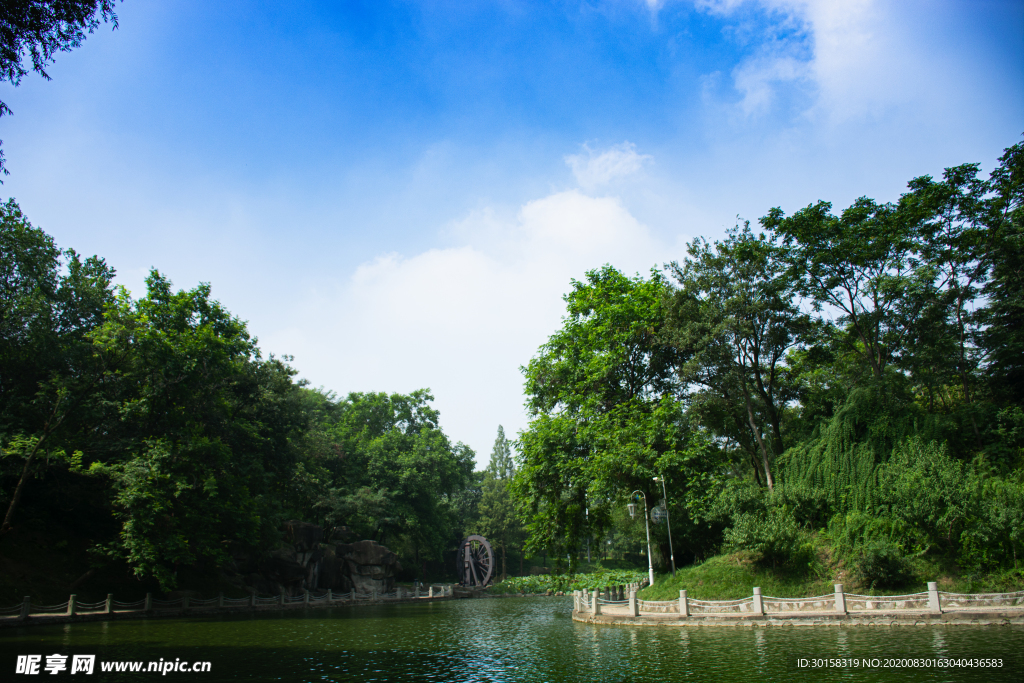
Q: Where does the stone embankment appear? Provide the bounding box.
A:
[572,583,1024,627]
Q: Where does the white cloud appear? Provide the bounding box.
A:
[266,188,661,467]
[693,0,944,123]
[565,142,652,189]
[732,54,809,115]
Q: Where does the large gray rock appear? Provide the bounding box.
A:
[243,522,401,596]
[282,520,323,552]
[326,540,402,594]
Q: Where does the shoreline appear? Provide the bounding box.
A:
[0,595,456,631]
[572,608,1024,627]
[0,592,567,631]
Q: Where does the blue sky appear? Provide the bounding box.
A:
[2,0,1022,465]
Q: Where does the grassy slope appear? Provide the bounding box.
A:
[638,552,834,601]
[639,548,1024,602]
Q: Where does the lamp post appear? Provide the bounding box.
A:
[628,490,655,588]
[653,476,676,575]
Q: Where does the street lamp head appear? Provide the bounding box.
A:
[627,502,637,519]
[652,477,659,482]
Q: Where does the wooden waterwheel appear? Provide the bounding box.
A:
[456,534,494,587]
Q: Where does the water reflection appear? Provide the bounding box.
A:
[0,598,1020,682]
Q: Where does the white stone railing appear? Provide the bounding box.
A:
[573,582,1024,618]
[844,592,929,611]
[688,597,756,614]
[938,590,1024,610]
[763,593,841,613]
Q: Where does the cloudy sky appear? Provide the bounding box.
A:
[2,0,1021,465]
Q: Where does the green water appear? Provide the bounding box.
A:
[1,598,1021,681]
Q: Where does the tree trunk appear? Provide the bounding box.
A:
[1,383,96,536]
[742,393,773,490]
[0,436,46,534]
[738,364,774,490]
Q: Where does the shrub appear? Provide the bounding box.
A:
[723,509,800,567]
[853,539,912,589]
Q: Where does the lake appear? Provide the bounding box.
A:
[1,597,1021,681]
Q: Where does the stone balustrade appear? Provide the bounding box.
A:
[572,582,1024,620]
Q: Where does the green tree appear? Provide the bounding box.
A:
[981,140,1024,406]
[315,390,475,567]
[515,266,718,573]
[0,198,115,533]
[762,195,924,382]
[475,425,523,581]
[85,272,305,589]
[663,222,807,489]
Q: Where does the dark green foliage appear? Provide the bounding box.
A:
[0,199,115,535]
[286,389,475,571]
[514,266,715,573]
[723,508,800,568]
[82,272,307,588]
[981,141,1024,406]
[516,136,1024,588]
[852,540,912,590]
[663,222,808,489]
[1,204,478,592]
[475,426,526,581]
[5,136,1024,596]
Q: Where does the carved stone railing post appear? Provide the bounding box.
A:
[752,587,764,616]
[834,584,847,615]
[928,582,942,614]
[679,590,689,617]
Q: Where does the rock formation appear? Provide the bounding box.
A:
[241,520,401,596]
[320,540,402,594]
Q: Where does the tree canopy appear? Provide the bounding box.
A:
[513,137,1024,586]
[0,206,476,590]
